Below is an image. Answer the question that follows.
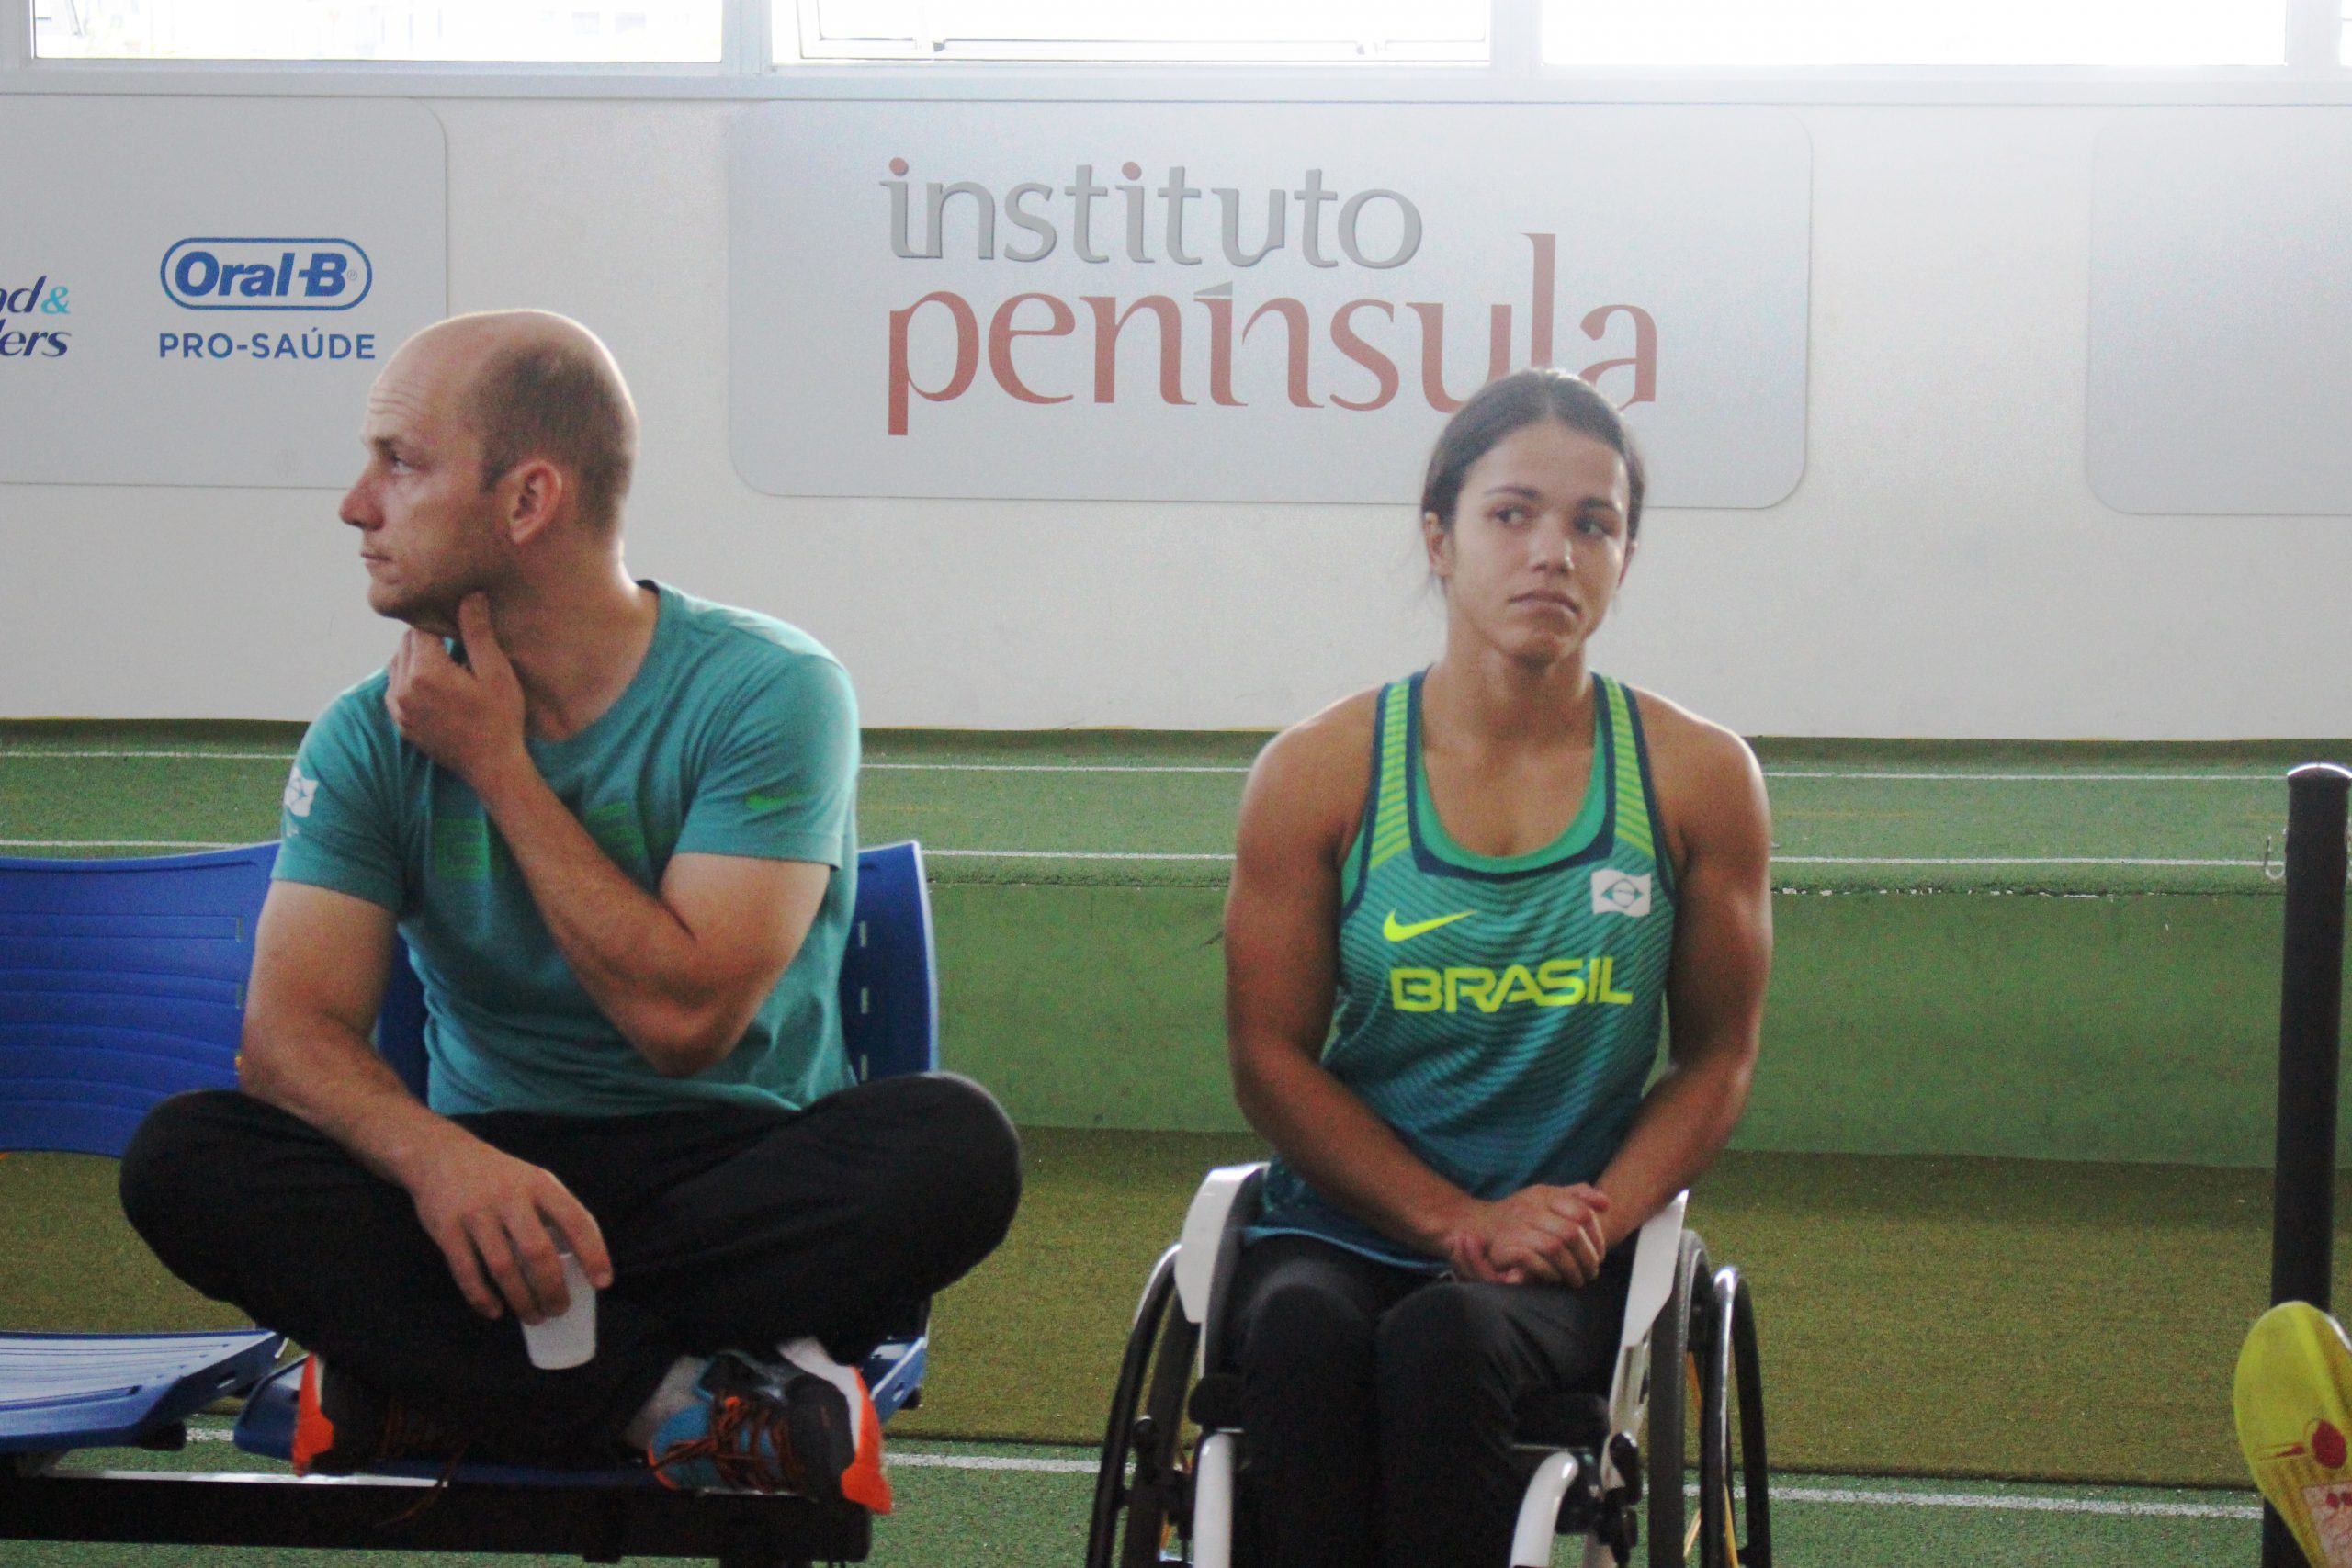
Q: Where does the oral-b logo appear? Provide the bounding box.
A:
[161,239,373,311]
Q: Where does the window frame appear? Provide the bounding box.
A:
[6,0,2352,100]
[785,0,1493,64]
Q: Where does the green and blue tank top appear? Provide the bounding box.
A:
[1251,671,1679,1270]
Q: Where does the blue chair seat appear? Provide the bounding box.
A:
[0,1327,283,1455]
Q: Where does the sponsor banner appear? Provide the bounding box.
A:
[0,97,446,488]
[731,101,1809,506]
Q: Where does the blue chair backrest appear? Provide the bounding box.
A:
[838,840,941,1084]
[4,840,935,1150]
[0,842,279,1158]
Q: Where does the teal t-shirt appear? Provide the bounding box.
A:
[275,581,860,1118]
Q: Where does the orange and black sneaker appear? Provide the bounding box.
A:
[648,1348,890,1512]
[290,1355,465,1478]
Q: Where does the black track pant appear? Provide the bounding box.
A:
[1229,1233,1632,1568]
[118,1073,1021,1466]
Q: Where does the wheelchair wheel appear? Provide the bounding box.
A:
[1086,1244,1203,1568]
[1704,1266,1771,1568]
[1643,1231,1708,1568]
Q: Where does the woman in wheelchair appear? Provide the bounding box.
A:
[1218,368,1772,1568]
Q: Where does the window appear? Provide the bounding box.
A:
[781,0,1489,62]
[1544,0,2286,67]
[32,1,723,62]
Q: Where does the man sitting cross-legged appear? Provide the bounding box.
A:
[119,310,1021,1509]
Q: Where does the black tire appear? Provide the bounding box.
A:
[1645,1231,1709,1568]
[1086,1246,1203,1568]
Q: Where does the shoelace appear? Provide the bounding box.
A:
[373,1400,466,1465]
[377,1448,469,1528]
[650,1392,814,1494]
[370,1402,469,1527]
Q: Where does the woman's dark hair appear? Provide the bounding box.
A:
[1419,368,1645,540]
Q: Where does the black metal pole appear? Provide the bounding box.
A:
[2265,762,2352,1568]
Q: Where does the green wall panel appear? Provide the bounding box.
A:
[935,884,2314,1166]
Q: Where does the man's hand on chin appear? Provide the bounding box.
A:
[386,592,530,793]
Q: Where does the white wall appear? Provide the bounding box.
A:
[5,93,2349,738]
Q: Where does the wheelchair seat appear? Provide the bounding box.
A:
[1087,1163,1771,1568]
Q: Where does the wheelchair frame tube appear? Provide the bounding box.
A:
[1511,1452,1580,1568]
[1193,1430,1238,1568]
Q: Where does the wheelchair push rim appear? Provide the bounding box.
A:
[1644,1236,1770,1568]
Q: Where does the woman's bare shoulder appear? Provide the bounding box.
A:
[1623,685,1768,855]
[1625,686,1757,783]
[1241,687,1385,848]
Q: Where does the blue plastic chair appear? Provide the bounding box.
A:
[0,842,288,1458]
[0,838,940,1563]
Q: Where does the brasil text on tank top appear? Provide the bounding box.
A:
[1251,670,1679,1270]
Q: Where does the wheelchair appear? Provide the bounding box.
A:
[1085,1167,1770,1568]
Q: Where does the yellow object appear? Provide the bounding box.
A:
[2236,1302,2352,1568]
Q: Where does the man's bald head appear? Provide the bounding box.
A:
[397,311,639,532]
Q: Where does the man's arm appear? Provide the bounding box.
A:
[385,595,829,1078]
[239,879,613,1321]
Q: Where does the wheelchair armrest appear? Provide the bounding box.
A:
[1606,1189,1689,1435]
[1617,1190,1689,1357]
[1175,1162,1267,1375]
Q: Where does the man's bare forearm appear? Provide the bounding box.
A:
[465,756,721,1071]
[239,1014,472,1191]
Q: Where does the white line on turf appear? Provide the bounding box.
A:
[890,1453,1099,1473]
[925,849,1234,861]
[1761,771,2267,784]
[0,752,2292,784]
[169,1429,2261,1516]
[0,840,2269,870]
[1749,1485,2257,1521]
[0,750,297,761]
[0,839,240,850]
[866,762,1249,774]
[867,763,2278,784]
[933,851,2269,870]
[1775,855,2263,868]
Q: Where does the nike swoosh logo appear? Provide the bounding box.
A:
[1383,909,1475,942]
[745,792,798,811]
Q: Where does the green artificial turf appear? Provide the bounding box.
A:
[0,1130,2331,1490]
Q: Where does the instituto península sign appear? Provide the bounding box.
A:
[731,100,1809,507]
